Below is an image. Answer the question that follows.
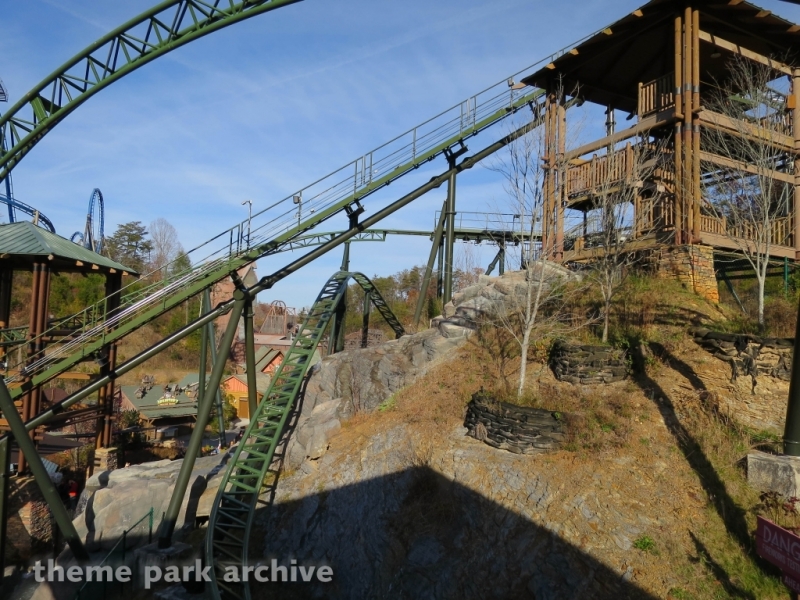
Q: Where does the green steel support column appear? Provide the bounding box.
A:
[0,381,88,559]
[158,293,246,548]
[443,173,457,304]
[244,298,258,419]
[437,241,445,299]
[414,200,447,327]
[334,295,346,354]
[198,290,210,408]
[499,243,506,276]
[0,436,8,583]
[362,290,372,348]
[341,241,351,272]
[206,317,227,448]
[785,296,800,456]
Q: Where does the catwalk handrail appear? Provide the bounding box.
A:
[3,73,549,392]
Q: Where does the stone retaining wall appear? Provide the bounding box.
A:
[653,244,719,303]
[464,391,565,454]
[549,340,629,384]
[691,327,793,381]
[691,327,793,433]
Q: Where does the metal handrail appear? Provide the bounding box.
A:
[72,506,155,599]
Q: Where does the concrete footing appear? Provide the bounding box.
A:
[747,450,800,496]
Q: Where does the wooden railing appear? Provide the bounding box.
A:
[567,143,635,198]
[638,74,675,118]
[700,214,726,235]
[637,197,674,233]
[700,213,794,247]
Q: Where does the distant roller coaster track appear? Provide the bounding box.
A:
[0,0,303,182]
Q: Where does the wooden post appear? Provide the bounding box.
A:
[674,13,683,245]
[692,8,701,242]
[683,5,694,244]
[543,89,556,256]
[556,97,566,260]
[794,69,800,258]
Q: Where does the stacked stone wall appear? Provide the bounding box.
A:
[691,328,793,381]
[691,327,793,433]
[652,244,719,302]
[550,340,629,384]
[464,391,565,454]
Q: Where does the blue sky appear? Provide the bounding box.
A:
[4,0,800,310]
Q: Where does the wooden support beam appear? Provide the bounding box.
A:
[699,150,795,184]
[697,109,795,151]
[698,30,792,76]
[565,111,674,161]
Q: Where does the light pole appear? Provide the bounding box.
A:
[241,200,252,247]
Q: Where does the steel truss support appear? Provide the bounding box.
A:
[158,291,246,548]
[362,289,372,349]
[486,242,506,276]
[414,200,447,327]
[199,289,227,448]
[244,297,258,420]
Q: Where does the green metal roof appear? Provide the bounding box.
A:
[0,221,138,275]
[120,374,200,421]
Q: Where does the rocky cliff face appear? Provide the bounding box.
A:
[253,416,680,600]
[286,265,579,471]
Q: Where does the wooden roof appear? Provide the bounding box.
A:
[522,0,800,114]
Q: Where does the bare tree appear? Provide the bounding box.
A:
[489,103,580,399]
[149,217,183,279]
[581,138,667,342]
[701,55,793,327]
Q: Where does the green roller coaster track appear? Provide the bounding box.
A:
[0,0,303,182]
[4,84,547,400]
[206,271,403,600]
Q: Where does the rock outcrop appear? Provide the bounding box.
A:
[286,265,579,470]
[73,453,229,552]
[255,422,675,599]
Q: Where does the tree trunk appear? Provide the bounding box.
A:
[757,274,766,329]
[517,326,532,398]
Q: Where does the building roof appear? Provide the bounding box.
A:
[0,221,138,275]
[243,347,283,373]
[119,374,200,421]
[253,333,293,347]
[522,0,800,114]
[224,373,272,394]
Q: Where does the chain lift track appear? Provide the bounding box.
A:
[206,271,403,600]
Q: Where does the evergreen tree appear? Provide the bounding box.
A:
[105,221,153,272]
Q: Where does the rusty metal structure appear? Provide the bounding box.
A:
[520,0,800,263]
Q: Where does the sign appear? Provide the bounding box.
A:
[757,516,800,582]
[784,574,800,594]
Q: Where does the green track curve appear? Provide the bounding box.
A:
[206,271,403,600]
[0,0,302,181]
